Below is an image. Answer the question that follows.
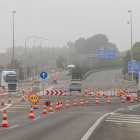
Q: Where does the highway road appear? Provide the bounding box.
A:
[0,69,139,140]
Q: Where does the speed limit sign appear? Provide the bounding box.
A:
[28,93,39,103]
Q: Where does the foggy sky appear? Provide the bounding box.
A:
[0,0,140,53]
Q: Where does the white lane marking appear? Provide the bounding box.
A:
[81,108,124,140]
[112,72,120,83]
[99,75,103,83]
[84,72,99,82]
[33,117,41,120]
[107,118,140,121]
[49,112,54,114]
[6,111,25,112]
[6,125,19,129]
[8,107,29,108]
[66,112,102,114]
[117,123,122,124]
[0,104,12,112]
[105,120,140,124]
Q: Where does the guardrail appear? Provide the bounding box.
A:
[83,67,123,80]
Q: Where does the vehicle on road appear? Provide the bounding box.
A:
[0,70,18,92]
[69,79,81,92]
[67,65,75,75]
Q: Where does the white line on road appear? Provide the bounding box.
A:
[6,125,19,129]
[33,117,41,120]
[112,72,119,83]
[99,75,103,83]
[105,120,140,124]
[0,104,12,112]
[81,108,124,140]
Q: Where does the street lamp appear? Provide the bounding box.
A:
[12,11,16,70]
[25,36,36,81]
[33,37,44,80]
[40,39,50,72]
[128,10,133,82]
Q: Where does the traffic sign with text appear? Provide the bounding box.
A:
[128,61,139,73]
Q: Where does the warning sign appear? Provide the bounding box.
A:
[117,88,125,95]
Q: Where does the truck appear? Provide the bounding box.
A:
[0,70,18,92]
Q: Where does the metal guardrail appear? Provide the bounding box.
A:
[82,67,123,80]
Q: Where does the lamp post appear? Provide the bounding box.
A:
[25,36,36,81]
[33,37,44,80]
[40,39,50,72]
[12,11,16,70]
[128,10,133,82]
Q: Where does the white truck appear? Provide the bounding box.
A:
[0,70,18,92]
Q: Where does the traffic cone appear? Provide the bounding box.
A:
[82,92,84,97]
[105,92,108,98]
[92,92,94,97]
[114,92,116,96]
[55,100,59,110]
[49,101,53,112]
[66,98,69,107]
[34,103,38,109]
[131,97,133,103]
[80,97,83,105]
[8,94,11,103]
[29,105,34,119]
[107,96,110,103]
[122,95,125,103]
[136,94,138,101]
[86,99,89,104]
[42,102,47,114]
[21,93,25,101]
[70,91,72,96]
[1,96,4,106]
[74,97,77,106]
[96,95,99,104]
[2,110,8,127]
[103,92,105,96]
[59,99,62,108]
[139,96,140,102]
[77,91,79,96]
[110,92,112,96]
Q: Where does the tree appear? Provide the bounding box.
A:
[56,55,67,69]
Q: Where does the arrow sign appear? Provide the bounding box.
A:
[46,90,50,95]
[40,71,47,79]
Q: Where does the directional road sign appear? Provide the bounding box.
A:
[40,71,47,79]
[128,61,139,73]
[97,50,107,58]
[107,50,116,58]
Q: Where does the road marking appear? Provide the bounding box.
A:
[33,117,41,120]
[112,72,120,83]
[99,75,103,83]
[66,112,102,114]
[6,125,19,129]
[81,108,124,140]
[84,72,99,82]
[0,104,12,112]
[105,120,140,124]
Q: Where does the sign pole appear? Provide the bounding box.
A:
[43,79,44,98]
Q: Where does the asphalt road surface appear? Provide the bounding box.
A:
[0,69,139,140]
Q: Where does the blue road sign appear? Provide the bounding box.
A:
[128,61,139,73]
[40,71,47,79]
[107,50,116,58]
[97,50,107,58]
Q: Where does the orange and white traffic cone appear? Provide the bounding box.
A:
[96,95,99,104]
[21,93,25,101]
[1,96,4,106]
[34,103,38,109]
[92,92,94,97]
[114,92,116,96]
[86,99,89,104]
[2,110,8,127]
[107,96,110,103]
[136,94,138,101]
[131,96,133,103]
[29,105,34,119]
[56,100,59,110]
[59,99,62,108]
[80,97,83,105]
[74,97,77,106]
[8,94,11,104]
[70,91,72,96]
[42,102,47,114]
[105,92,108,98]
[103,92,105,96]
[110,92,112,96]
[139,96,140,102]
[77,91,79,96]
[82,92,84,97]
[66,98,69,107]
[122,95,125,103]
[49,101,53,112]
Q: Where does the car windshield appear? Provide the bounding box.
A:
[67,67,75,70]
[5,76,18,81]
[71,83,79,86]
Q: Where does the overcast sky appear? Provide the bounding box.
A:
[0,0,140,53]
